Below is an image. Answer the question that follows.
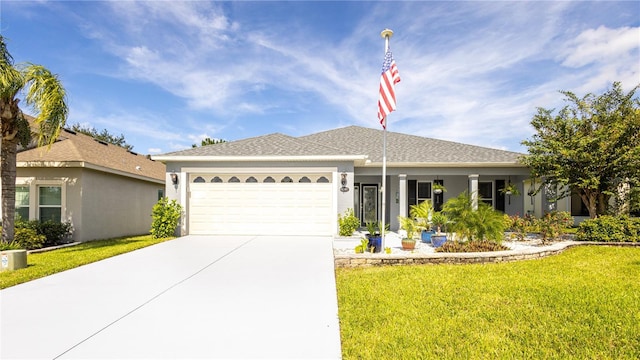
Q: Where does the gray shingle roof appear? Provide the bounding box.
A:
[156,126,523,165]
[300,126,524,164]
[159,133,355,157]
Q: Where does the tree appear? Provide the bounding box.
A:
[69,123,133,150]
[520,82,640,218]
[1,35,68,243]
[192,137,226,148]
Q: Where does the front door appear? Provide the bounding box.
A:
[361,184,378,226]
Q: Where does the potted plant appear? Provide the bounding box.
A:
[398,216,417,250]
[364,221,383,253]
[410,200,434,243]
[433,183,447,195]
[430,211,448,248]
[500,182,520,196]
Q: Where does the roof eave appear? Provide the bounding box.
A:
[361,161,527,168]
[17,161,165,184]
[151,155,368,162]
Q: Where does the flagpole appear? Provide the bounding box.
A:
[380,28,393,251]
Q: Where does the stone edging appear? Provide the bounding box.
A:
[27,242,81,254]
[334,241,640,268]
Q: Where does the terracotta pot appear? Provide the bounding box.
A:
[401,238,416,250]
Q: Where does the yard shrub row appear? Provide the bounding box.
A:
[0,220,72,250]
[576,216,640,242]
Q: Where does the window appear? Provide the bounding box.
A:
[299,176,311,183]
[281,176,293,183]
[157,189,164,201]
[478,182,493,206]
[39,186,62,222]
[263,176,275,183]
[193,176,205,183]
[246,176,258,183]
[15,186,30,220]
[417,181,432,203]
[211,176,223,183]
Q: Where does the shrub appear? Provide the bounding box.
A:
[15,220,73,247]
[338,208,360,236]
[537,211,574,244]
[576,215,640,242]
[0,241,22,251]
[14,228,46,250]
[506,214,539,241]
[443,191,506,243]
[437,240,509,253]
[150,197,182,238]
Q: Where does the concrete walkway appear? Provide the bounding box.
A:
[0,236,342,359]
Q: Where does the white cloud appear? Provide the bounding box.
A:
[561,26,640,68]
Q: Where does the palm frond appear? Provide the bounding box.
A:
[20,64,68,147]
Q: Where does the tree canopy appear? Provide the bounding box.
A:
[192,137,226,148]
[1,35,68,242]
[520,82,640,218]
[68,123,133,151]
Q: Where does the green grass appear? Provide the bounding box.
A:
[0,235,173,289]
[336,246,640,359]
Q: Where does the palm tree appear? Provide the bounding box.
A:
[1,35,68,243]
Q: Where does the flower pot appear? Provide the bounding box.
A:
[431,234,447,248]
[366,234,382,253]
[421,230,434,243]
[401,238,416,250]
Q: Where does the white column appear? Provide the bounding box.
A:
[468,174,479,210]
[399,174,407,217]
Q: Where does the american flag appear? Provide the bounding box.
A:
[377,49,401,129]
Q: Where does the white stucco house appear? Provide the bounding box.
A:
[154,126,539,237]
[5,127,166,242]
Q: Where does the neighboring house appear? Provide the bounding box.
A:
[153,126,532,237]
[3,127,166,242]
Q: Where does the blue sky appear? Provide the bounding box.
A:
[2,1,639,154]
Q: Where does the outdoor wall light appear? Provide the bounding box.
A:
[340,173,349,192]
[170,172,179,185]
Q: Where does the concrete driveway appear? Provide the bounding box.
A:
[0,236,342,359]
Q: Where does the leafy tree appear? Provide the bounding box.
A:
[1,35,68,243]
[191,137,226,148]
[69,123,133,150]
[521,82,640,218]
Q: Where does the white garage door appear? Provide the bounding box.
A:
[188,173,334,236]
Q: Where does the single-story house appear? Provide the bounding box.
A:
[153,125,539,237]
[3,127,166,242]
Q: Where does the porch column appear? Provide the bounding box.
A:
[468,174,479,210]
[399,174,407,217]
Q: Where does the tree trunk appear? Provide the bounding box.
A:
[596,193,609,217]
[1,136,17,243]
[579,189,598,219]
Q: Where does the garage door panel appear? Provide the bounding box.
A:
[188,175,334,236]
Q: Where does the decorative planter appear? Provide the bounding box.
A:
[421,230,434,243]
[431,235,447,248]
[401,239,416,250]
[367,235,382,253]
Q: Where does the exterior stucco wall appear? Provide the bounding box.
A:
[13,167,163,242]
[79,169,163,241]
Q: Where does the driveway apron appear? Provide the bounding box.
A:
[0,235,342,359]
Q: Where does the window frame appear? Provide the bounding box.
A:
[478,181,494,207]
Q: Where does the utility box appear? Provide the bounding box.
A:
[1,250,27,272]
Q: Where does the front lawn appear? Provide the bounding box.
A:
[0,235,173,289]
[336,246,640,359]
